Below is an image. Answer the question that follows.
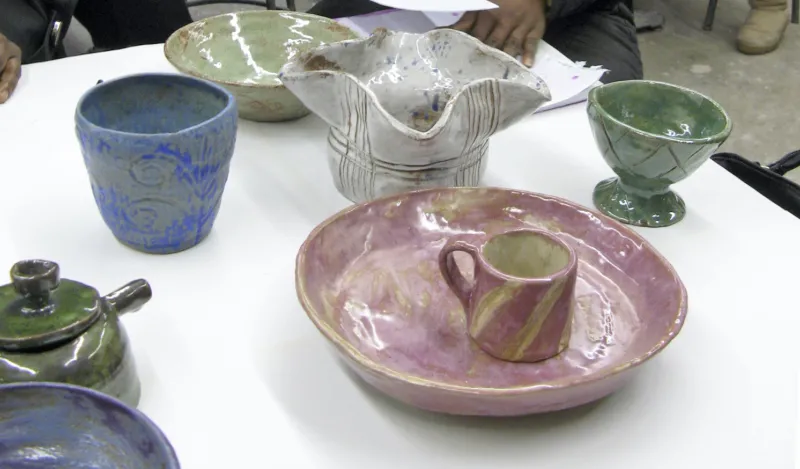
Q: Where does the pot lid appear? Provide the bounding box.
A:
[0,260,102,352]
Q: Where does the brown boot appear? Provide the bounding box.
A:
[737,0,790,54]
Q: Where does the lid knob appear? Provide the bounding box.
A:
[11,260,60,306]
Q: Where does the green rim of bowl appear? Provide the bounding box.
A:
[163,10,360,89]
[588,80,733,145]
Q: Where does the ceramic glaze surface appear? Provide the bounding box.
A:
[482,231,572,278]
[296,188,688,416]
[0,260,152,408]
[0,310,142,407]
[164,11,359,122]
[439,231,578,363]
[588,80,731,227]
[75,74,238,254]
[280,28,551,203]
[0,383,180,469]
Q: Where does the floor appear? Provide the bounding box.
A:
[636,0,800,181]
[63,0,800,181]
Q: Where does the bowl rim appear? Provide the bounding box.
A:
[469,228,579,284]
[163,10,361,90]
[278,28,553,141]
[295,186,689,397]
[588,79,733,145]
[74,72,236,138]
[0,382,181,468]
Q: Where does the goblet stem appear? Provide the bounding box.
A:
[592,177,687,228]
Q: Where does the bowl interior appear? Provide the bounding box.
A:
[592,81,729,140]
[166,11,359,87]
[78,74,230,134]
[297,188,686,390]
[0,384,178,469]
[289,29,547,132]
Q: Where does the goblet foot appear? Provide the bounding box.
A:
[592,178,686,228]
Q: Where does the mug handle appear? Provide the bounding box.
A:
[438,240,479,311]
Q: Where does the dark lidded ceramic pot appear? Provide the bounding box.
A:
[0,260,152,407]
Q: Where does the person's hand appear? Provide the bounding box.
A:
[451,0,547,67]
[0,33,22,104]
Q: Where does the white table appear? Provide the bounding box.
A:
[1,45,798,468]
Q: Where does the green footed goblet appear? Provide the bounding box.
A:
[587,81,732,227]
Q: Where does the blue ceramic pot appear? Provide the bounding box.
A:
[0,382,181,468]
[75,73,238,254]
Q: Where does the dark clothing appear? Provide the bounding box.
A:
[1,0,78,63]
[1,0,192,64]
[307,1,391,17]
[73,0,192,51]
[545,0,642,83]
[308,0,643,83]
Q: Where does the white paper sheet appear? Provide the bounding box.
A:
[336,10,606,113]
[369,0,498,11]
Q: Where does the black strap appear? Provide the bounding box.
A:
[712,151,800,219]
[768,149,800,176]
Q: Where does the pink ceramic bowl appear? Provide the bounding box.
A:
[296,187,688,416]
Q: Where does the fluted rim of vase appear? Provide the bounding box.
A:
[295,187,689,396]
[279,28,552,141]
[588,79,732,145]
[74,73,236,138]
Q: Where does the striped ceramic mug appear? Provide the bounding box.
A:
[439,229,577,363]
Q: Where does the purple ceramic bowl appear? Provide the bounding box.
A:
[0,382,180,468]
[296,187,688,416]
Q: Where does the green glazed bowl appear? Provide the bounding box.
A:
[587,80,732,227]
[164,11,359,122]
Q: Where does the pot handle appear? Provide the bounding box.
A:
[438,240,479,312]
